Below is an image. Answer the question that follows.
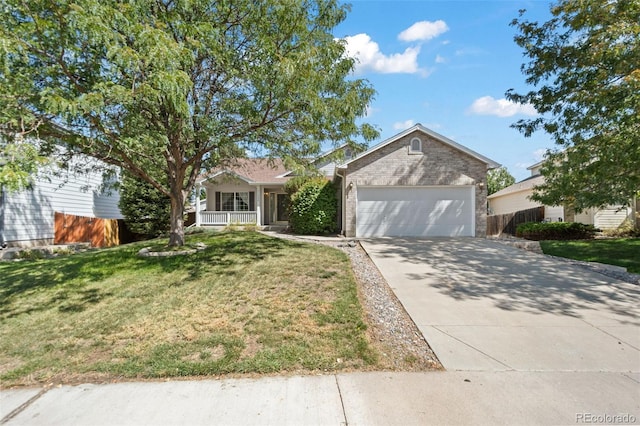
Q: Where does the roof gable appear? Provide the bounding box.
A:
[197,158,291,185]
[339,124,500,169]
[487,174,544,199]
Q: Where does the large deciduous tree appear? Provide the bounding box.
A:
[507,0,639,212]
[487,166,516,196]
[0,0,377,246]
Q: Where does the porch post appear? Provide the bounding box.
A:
[195,183,202,227]
[256,185,262,226]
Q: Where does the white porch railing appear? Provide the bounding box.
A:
[199,211,257,225]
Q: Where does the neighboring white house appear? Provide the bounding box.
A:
[0,157,123,247]
[487,160,633,229]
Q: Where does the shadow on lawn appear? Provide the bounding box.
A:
[0,232,298,319]
[157,231,299,280]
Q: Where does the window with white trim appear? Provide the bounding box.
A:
[409,137,422,154]
[221,192,250,211]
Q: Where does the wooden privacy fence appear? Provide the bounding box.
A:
[54,212,120,247]
[487,206,545,236]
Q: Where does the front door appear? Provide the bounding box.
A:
[276,193,289,222]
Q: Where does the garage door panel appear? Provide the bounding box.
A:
[356,187,473,237]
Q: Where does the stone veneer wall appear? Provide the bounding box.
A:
[343,130,488,237]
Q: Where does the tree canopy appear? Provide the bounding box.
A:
[0,139,49,192]
[487,166,515,196]
[0,0,378,245]
[507,0,639,211]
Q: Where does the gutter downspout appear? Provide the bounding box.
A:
[0,187,5,247]
[336,168,346,236]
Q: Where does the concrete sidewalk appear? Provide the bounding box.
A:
[3,371,639,425]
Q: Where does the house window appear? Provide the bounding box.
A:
[409,137,422,154]
[220,192,250,211]
[235,192,250,211]
[221,193,235,211]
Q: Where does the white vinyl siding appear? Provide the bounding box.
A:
[1,186,55,243]
[544,206,564,222]
[356,186,474,237]
[317,161,336,178]
[489,190,564,222]
[1,164,122,245]
[488,190,539,215]
[593,206,631,229]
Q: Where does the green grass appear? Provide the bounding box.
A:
[0,231,377,387]
[540,238,640,273]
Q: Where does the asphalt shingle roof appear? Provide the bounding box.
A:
[198,158,291,185]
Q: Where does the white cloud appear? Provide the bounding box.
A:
[364,105,380,118]
[393,119,415,130]
[342,33,422,74]
[398,20,449,42]
[435,54,447,64]
[424,122,442,130]
[467,96,538,117]
[532,148,547,161]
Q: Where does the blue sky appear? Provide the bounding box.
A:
[334,0,555,181]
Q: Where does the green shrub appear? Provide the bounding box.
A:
[118,172,171,238]
[600,219,640,238]
[289,178,337,235]
[283,175,314,196]
[516,222,599,240]
[15,249,46,260]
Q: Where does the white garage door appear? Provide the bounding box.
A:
[356,186,474,237]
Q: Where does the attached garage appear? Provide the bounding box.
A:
[338,124,500,238]
[356,186,475,237]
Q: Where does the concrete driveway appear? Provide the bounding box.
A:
[360,238,640,374]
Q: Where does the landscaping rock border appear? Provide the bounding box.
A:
[0,243,92,261]
[137,242,207,258]
[489,235,639,285]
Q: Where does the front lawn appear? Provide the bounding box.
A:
[0,231,377,387]
[540,238,640,273]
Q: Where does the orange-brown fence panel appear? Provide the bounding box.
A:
[54,212,116,247]
[104,218,120,247]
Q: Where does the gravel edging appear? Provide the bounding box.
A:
[340,242,442,370]
[262,232,442,371]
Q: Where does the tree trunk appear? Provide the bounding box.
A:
[168,185,186,246]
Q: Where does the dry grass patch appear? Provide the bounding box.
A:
[0,231,377,387]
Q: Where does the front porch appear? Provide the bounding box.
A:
[195,185,290,227]
[194,159,292,227]
[198,211,258,226]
